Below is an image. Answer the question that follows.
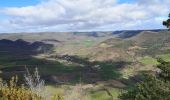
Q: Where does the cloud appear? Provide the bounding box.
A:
[0,0,170,32]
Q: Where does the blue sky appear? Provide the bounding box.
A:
[0,0,134,7]
[0,0,40,7]
[0,0,169,33]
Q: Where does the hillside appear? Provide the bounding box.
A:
[130,31,170,55]
[91,30,170,59]
[0,30,170,100]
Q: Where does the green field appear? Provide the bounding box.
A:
[139,56,159,65]
[91,91,110,100]
[72,40,96,47]
[139,54,170,65]
[158,54,170,62]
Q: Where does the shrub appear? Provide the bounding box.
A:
[24,67,45,98]
[0,76,41,100]
[0,68,64,100]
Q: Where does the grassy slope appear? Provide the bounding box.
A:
[158,54,170,62]
[139,54,170,65]
[139,56,159,65]
[130,31,170,56]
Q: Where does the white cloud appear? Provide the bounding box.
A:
[0,0,170,32]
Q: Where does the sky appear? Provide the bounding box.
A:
[0,0,169,33]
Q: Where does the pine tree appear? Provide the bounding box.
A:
[163,13,170,29]
[157,58,170,81]
[119,60,170,100]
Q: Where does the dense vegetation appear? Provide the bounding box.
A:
[119,59,170,100]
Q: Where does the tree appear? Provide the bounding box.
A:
[119,60,170,100]
[163,13,170,29]
[157,58,170,81]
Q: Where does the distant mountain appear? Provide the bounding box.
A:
[0,29,164,41]
[115,29,163,39]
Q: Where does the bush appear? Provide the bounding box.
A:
[0,76,41,100]
[0,68,64,100]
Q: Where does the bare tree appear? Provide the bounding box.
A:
[24,67,52,99]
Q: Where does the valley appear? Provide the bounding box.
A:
[0,30,170,99]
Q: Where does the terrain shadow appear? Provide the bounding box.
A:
[0,39,54,56]
[0,39,54,82]
[52,55,132,83]
[0,53,131,85]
